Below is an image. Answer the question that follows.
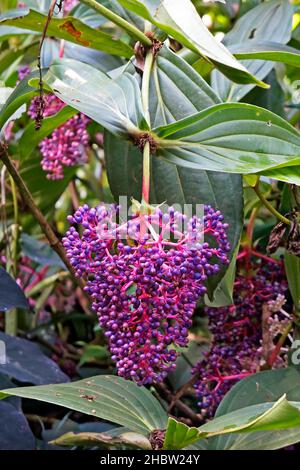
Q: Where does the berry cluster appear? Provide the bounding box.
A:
[28,94,89,180]
[193,257,289,419]
[63,204,230,384]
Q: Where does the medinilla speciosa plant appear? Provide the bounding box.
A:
[2,0,300,452]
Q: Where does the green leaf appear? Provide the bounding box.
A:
[78,344,109,367]
[0,41,33,76]
[243,70,285,118]
[0,375,168,435]
[155,103,300,180]
[211,0,293,101]
[212,367,300,450]
[106,47,243,300]
[0,71,39,134]
[149,46,222,128]
[0,87,25,134]
[19,106,77,160]
[117,0,161,21]
[204,244,238,307]
[118,0,266,86]
[200,396,300,434]
[233,42,300,68]
[50,430,151,449]
[260,167,300,186]
[20,233,65,268]
[44,59,147,137]
[0,8,133,57]
[20,150,77,213]
[0,0,18,12]
[101,0,145,30]
[69,2,108,27]
[163,418,200,450]
[163,396,300,450]
[284,252,300,309]
[23,0,52,12]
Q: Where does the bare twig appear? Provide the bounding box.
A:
[154,382,202,425]
[168,374,198,414]
[69,180,80,211]
[35,0,64,129]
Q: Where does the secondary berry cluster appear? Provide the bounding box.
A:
[28,94,89,180]
[193,256,289,419]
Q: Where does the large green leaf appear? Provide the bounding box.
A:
[163,396,300,450]
[50,430,151,449]
[260,167,300,186]
[44,58,148,136]
[155,103,300,180]
[211,0,293,101]
[102,0,145,30]
[0,375,168,435]
[118,0,266,86]
[149,46,222,127]
[204,244,238,307]
[0,8,133,57]
[212,367,300,450]
[233,42,300,68]
[105,47,243,301]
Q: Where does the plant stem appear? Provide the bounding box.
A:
[142,142,151,204]
[141,33,154,204]
[246,207,258,246]
[0,142,86,291]
[267,322,293,367]
[9,176,18,277]
[5,177,20,336]
[141,49,154,126]
[79,0,152,46]
[253,182,291,226]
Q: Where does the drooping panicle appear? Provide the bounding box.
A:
[63,204,230,384]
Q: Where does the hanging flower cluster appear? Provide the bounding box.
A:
[28,94,90,180]
[63,204,230,384]
[193,256,290,419]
